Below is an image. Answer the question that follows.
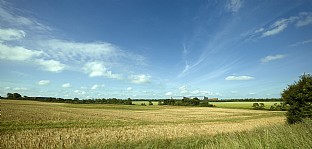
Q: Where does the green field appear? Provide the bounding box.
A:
[210,102,283,110]
[1,100,311,148]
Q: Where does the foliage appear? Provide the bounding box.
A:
[148,100,153,105]
[214,98,283,102]
[7,93,22,99]
[282,74,312,124]
[199,100,214,107]
[252,103,265,110]
[5,93,133,105]
[269,102,290,111]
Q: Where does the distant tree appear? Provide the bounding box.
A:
[148,100,153,105]
[13,93,22,99]
[158,100,163,105]
[7,93,13,99]
[282,74,312,124]
[125,98,133,105]
[252,103,264,110]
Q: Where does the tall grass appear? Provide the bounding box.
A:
[109,119,312,149]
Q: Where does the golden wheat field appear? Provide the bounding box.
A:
[0,100,286,148]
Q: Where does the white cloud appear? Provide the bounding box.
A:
[296,12,312,27]
[37,80,50,85]
[179,85,188,94]
[165,92,173,96]
[261,54,285,63]
[91,84,98,90]
[126,87,132,91]
[191,90,200,94]
[0,28,25,42]
[254,28,264,33]
[0,44,42,61]
[40,39,118,62]
[36,59,66,73]
[74,90,86,95]
[290,39,312,47]
[82,61,122,79]
[0,4,51,31]
[257,12,312,37]
[129,74,151,84]
[62,83,71,88]
[225,76,254,81]
[261,18,293,37]
[12,87,27,91]
[226,0,242,13]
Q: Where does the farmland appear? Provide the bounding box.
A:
[1,100,311,148]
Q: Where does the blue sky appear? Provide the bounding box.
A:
[1,0,312,99]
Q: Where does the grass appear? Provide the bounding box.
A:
[210,101,283,110]
[1,100,310,148]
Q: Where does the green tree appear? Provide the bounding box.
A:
[282,74,312,124]
[7,93,13,99]
[148,100,153,105]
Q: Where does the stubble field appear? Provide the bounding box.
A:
[1,100,311,148]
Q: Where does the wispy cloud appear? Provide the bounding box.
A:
[256,12,312,37]
[129,74,151,84]
[179,85,188,94]
[37,80,50,85]
[36,59,66,73]
[225,75,254,81]
[165,92,173,96]
[126,87,132,91]
[290,39,312,47]
[1,2,147,79]
[0,2,51,32]
[226,0,243,13]
[91,84,98,90]
[0,28,25,42]
[0,43,42,61]
[261,54,285,63]
[296,12,312,27]
[261,18,296,37]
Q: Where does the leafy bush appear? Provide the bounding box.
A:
[199,100,214,107]
[282,74,312,124]
[252,103,265,110]
[269,102,290,111]
[148,101,153,105]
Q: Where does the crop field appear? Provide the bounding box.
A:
[209,102,282,110]
[1,100,311,148]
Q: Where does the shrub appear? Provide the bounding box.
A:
[199,100,214,107]
[282,74,312,124]
[269,102,290,111]
[148,101,153,105]
[141,103,146,106]
[252,103,265,110]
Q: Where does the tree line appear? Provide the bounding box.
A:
[4,93,133,105]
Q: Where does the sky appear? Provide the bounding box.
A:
[1,0,312,99]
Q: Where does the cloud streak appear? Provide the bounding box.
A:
[226,0,243,13]
[225,75,254,81]
[37,80,50,85]
[256,12,312,37]
[261,54,285,63]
